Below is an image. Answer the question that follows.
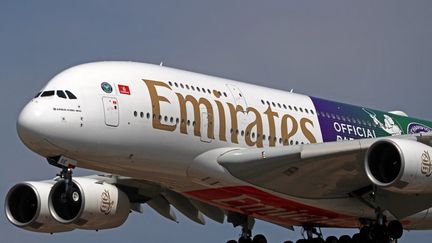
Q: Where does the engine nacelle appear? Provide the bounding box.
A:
[4,181,74,233]
[48,177,130,230]
[365,138,432,193]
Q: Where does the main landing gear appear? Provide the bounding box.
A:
[226,213,268,243]
[225,213,403,243]
[354,209,403,243]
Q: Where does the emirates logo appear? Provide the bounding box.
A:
[100,190,114,215]
[421,151,432,177]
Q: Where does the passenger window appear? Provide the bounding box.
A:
[56,90,67,99]
[65,91,77,99]
[41,90,55,97]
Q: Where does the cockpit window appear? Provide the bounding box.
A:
[56,90,67,99]
[41,90,55,97]
[65,90,77,99]
[34,92,41,98]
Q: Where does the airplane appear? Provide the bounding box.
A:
[5,61,432,243]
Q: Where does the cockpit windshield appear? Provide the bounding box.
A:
[40,90,55,97]
[56,90,67,99]
[36,90,77,99]
[65,90,77,99]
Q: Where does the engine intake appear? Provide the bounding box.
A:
[365,138,432,193]
[4,182,73,233]
[48,177,130,230]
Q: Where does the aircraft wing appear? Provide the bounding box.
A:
[92,175,226,225]
[217,133,432,218]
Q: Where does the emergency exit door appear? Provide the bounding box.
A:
[102,97,119,127]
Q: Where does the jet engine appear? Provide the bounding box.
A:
[365,138,432,193]
[48,177,130,230]
[5,181,74,233]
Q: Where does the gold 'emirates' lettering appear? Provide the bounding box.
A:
[176,94,214,138]
[143,80,176,131]
[245,107,263,147]
[227,103,244,144]
[264,106,279,147]
[142,79,317,147]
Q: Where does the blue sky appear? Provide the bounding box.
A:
[1,1,432,242]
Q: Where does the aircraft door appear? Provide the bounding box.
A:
[200,110,212,143]
[226,84,247,108]
[102,97,119,127]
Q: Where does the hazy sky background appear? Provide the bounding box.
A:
[1,1,432,242]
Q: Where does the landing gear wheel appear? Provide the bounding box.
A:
[226,240,237,243]
[388,220,403,240]
[238,236,252,243]
[371,224,389,243]
[325,236,338,243]
[359,225,371,241]
[252,234,267,243]
[338,235,351,243]
[351,233,361,243]
[311,238,324,243]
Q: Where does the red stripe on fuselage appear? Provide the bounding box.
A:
[185,186,359,228]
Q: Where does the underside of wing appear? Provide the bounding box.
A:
[217,139,375,199]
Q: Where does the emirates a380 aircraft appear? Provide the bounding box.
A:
[6,62,432,243]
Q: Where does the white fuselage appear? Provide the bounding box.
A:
[17,61,432,229]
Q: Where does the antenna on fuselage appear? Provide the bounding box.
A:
[159,62,164,66]
[289,89,294,93]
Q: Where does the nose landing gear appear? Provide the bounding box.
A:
[47,156,78,204]
[58,167,80,204]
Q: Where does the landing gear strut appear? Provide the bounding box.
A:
[47,156,78,204]
[226,212,267,243]
[58,167,79,204]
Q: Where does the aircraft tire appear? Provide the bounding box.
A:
[252,234,267,243]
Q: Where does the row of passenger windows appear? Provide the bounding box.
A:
[35,90,77,99]
[168,81,312,115]
[317,111,375,127]
[168,81,229,97]
[260,99,315,115]
[132,111,309,145]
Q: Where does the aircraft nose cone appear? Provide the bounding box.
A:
[17,101,67,157]
[17,101,46,146]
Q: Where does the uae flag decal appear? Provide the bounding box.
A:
[118,84,131,95]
